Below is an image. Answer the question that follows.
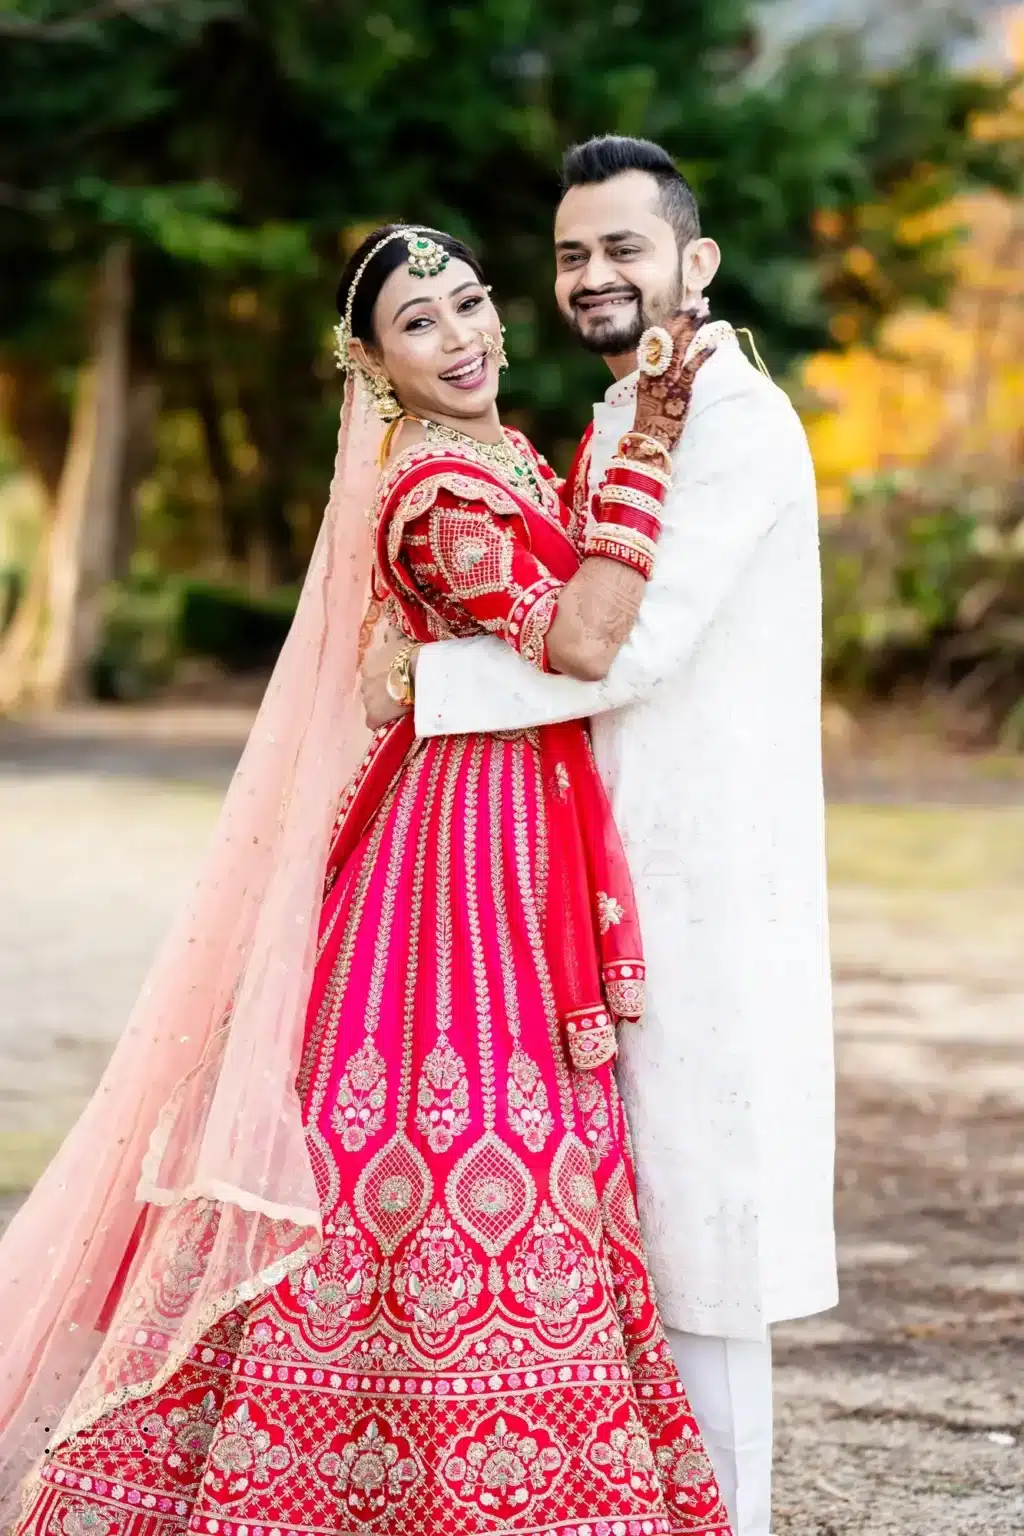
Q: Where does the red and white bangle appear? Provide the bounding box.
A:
[586,442,672,580]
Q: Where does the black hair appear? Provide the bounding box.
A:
[335,224,486,345]
[560,136,701,250]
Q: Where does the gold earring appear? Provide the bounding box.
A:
[362,366,402,422]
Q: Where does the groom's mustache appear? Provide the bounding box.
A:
[569,282,641,313]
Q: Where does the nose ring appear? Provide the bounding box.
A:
[479,329,509,371]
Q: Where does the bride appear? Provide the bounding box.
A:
[0,224,729,1536]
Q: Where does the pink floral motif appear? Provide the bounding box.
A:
[442,1411,563,1518]
[316,1416,421,1524]
[587,1402,661,1501]
[655,1421,722,1518]
[392,1204,484,1334]
[507,1202,598,1326]
[294,1202,379,1340]
[415,1038,470,1152]
[137,1387,221,1484]
[507,1047,554,1151]
[201,1398,292,1502]
[332,1037,388,1152]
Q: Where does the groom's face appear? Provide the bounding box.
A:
[554,170,683,358]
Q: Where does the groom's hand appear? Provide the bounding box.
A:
[361,625,414,730]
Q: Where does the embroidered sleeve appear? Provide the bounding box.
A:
[400,490,562,670]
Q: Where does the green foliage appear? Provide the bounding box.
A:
[89,573,181,701]
[0,0,1020,587]
[178,580,297,671]
[821,472,1024,739]
[88,573,301,698]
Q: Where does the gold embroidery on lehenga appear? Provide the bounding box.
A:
[293,1201,379,1340]
[550,1132,602,1250]
[507,1047,555,1151]
[392,1204,484,1338]
[353,1134,432,1258]
[332,1037,388,1152]
[656,1425,723,1521]
[440,1409,565,1518]
[137,1387,220,1480]
[489,742,555,1153]
[58,1504,123,1536]
[414,739,471,1153]
[445,1131,535,1259]
[203,1398,293,1498]
[587,1402,661,1500]
[573,1068,614,1169]
[506,1202,599,1329]
[415,1039,470,1153]
[315,1416,422,1525]
[511,743,575,1124]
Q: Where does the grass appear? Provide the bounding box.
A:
[826,804,1024,891]
[0,1131,62,1195]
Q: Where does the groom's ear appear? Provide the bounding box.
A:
[683,238,721,299]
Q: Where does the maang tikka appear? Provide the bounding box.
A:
[333,227,452,420]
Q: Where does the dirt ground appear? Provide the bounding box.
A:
[1,706,1022,1535]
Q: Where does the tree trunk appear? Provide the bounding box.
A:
[113,376,160,578]
[32,243,132,706]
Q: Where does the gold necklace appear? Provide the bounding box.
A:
[423,419,545,506]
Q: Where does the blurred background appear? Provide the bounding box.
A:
[0,3,1022,1532]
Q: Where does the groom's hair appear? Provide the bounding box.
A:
[561,136,701,250]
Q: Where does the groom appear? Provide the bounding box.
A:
[363,135,837,1536]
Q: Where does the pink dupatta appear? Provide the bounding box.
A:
[0,377,385,1518]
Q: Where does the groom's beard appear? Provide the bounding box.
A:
[565,273,683,357]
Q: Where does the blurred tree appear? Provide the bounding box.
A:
[0,0,1019,703]
[803,9,1024,506]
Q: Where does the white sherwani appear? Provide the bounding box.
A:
[415,329,837,1341]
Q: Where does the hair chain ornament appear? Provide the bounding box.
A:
[333,226,451,373]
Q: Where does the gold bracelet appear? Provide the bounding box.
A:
[386,642,419,707]
[616,431,673,473]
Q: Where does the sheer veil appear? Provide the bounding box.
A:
[0,375,385,1517]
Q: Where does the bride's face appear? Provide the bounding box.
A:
[368,257,503,422]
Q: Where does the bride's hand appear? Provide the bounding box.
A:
[361,625,414,730]
[632,299,710,454]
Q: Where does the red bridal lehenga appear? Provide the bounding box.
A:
[14,430,730,1536]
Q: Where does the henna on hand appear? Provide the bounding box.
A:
[546,558,647,682]
[633,305,713,454]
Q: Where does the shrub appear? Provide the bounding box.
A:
[89,575,181,701]
[178,581,298,672]
[821,471,1024,740]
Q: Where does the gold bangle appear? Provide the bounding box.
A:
[616,432,673,473]
[386,642,419,707]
